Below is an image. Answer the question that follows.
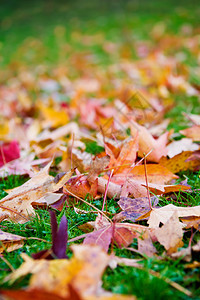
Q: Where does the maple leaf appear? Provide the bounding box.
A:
[33,122,81,143]
[0,155,50,178]
[0,286,82,300]
[180,125,200,141]
[116,196,159,222]
[147,204,200,228]
[166,138,199,158]
[63,176,98,200]
[0,162,74,223]
[32,211,68,259]
[0,140,20,167]
[0,229,25,253]
[153,212,184,254]
[39,102,69,128]
[129,164,178,184]
[130,121,169,162]
[137,230,157,257]
[81,216,148,252]
[97,177,121,199]
[105,136,138,174]
[5,245,136,299]
[87,155,110,183]
[159,150,200,173]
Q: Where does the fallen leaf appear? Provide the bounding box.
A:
[0,229,25,253]
[83,216,146,251]
[159,150,200,173]
[166,138,199,158]
[137,230,157,257]
[130,122,169,162]
[180,216,200,229]
[39,103,69,128]
[97,177,121,199]
[130,164,178,184]
[0,286,82,300]
[63,176,98,200]
[147,204,200,228]
[182,112,200,125]
[0,162,73,222]
[87,155,110,183]
[116,196,158,222]
[153,212,184,254]
[0,155,50,178]
[0,141,20,167]
[5,244,136,299]
[180,125,200,141]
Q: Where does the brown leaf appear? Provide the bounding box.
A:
[63,176,98,200]
[87,155,110,183]
[84,226,113,252]
[153,212,183,254]
[130,164,178,184]
[159,151,200,173]
[166,138,199,158]
[0,229,25,253]
[105,136,138,174]
[180,216,200,229]
[5,245,136,299]
[180,125,200,141]
[130,122,169,162]
[83,216,146,251]
[97,177,121,199]
[148,204,200,228]
[0,285,82,300]
[116,196,158,222]
[0,162,73,222]
[137,231,157,257]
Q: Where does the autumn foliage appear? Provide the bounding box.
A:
[0,3,200,299]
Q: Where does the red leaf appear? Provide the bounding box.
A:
[0,140,20,167]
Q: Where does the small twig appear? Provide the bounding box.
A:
[68,233,89,243]
[101,169,114,217]
[143,154,152,210]
[0,254,15,272]
[147,268,192,297]
[26,237,51,243]
[125,148,154,177]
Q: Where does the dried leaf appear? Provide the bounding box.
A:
[0,229,25,253]
[180,125,200,141]
[0,162,73,222]
[87,155,110,183]
[159,150,200,173]
[153,212,184,254]
[5,244,136,299]
[131,122,169,162]
[148,204,200,228]
[116,196,159,222]
[137,231,157,257]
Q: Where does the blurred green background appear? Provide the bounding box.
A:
[0,0,199,69]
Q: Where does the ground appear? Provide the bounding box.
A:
[0,1,200,299]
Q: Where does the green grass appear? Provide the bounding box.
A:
[0,172,200,298]
[0,0,200,299]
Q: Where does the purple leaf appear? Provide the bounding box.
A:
[51,211,68,259]
[32,211,68,260]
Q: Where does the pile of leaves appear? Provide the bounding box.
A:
[0,4,200,299]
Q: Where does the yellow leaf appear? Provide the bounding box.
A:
[40,104,69,127]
